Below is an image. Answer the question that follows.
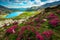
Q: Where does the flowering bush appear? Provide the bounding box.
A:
[36,32,44,40]
[49,18,60,27]
[42,30,53,39]
[47,13,58,19]
[16,26,44,40]
[34,17,40,22]
[1,5,60,40]
[6,25,18,34]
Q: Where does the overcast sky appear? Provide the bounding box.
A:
[0,0,60,8]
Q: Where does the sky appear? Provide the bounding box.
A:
[0,0,60,8]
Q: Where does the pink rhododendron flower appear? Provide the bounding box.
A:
[27,22,34,25]
[42,30,53,39]
[35,17,40,22]
[20,26,26,32]
[6,25,17,34]
[17,26,38,40]
[31,27,36,33]
[49,18,60,27]
[16,37,20,40]
[17,26,26,36]
[36,24,40,27]
[47,13,58,19]
[18,26,35,35]
[36,23,41,28]
[26,25,31,30]
[36,32,44,40]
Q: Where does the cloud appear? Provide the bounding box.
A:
[46,0,60,3]
[0,0,60,8]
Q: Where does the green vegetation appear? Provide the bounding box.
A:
[0,5,60,40]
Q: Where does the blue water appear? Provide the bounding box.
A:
[5,1,60,18]
[6,12,23,18]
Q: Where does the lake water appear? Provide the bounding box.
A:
[5,1,60,18]
[6,12,23,18]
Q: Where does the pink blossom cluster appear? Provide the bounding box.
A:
[42,30,53,39]
[35,32,44,40]
[6,25,18,34]
[47,13,58,19]
[35,17,40,22]
[47,13,60,27]
[16,26,41,40]
[49,19,60,27]
[16,25,53,40]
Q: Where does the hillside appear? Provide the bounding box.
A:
[20,5,60,40]
[40,1,60,9]
[0,5,12,14]
[27,1,60,11]
[0,5,20,15]
[0,5,60,40]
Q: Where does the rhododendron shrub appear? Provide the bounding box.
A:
[47,13,58,20]
[46,12,60,28]
[49,19,60,27]
[42,30,53,40]
[6,25,18,34]
[1,6,60,40]
[16,26,44,40]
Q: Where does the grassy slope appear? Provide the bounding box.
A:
[17,5,60,40]
[0,5,60,40]
[12,9,44,20]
